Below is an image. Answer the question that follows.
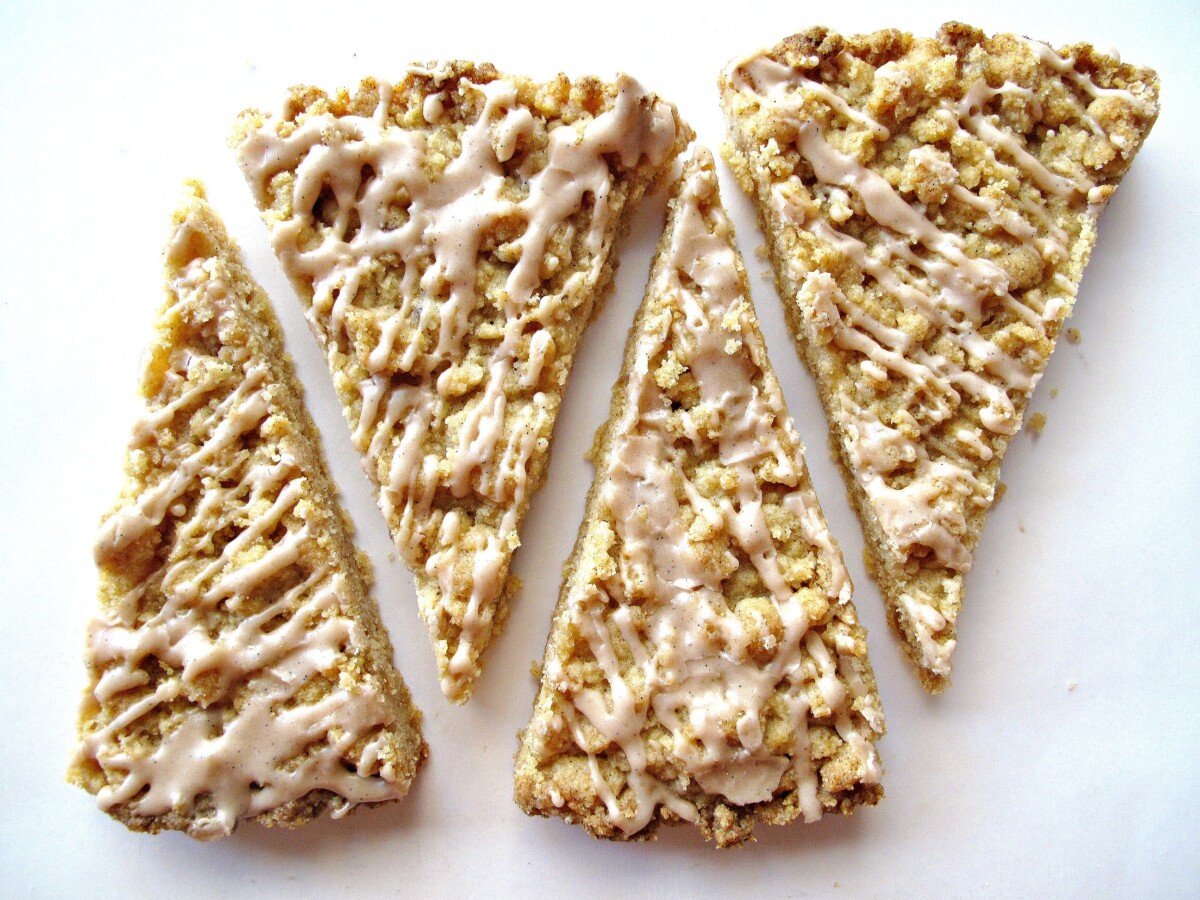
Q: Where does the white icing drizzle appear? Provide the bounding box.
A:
[1018,37,1155,123]
[237,70,678,699]
[75,226,407,839]
[898,590,957,677]
[548,150,880,836]
[725,37,1153,674]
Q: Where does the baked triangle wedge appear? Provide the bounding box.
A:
[69,183,426,839]
[234,64,691,701]
[720,23,1160,690]
[515,148,883,847]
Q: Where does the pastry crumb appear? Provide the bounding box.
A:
[70,185,425,838]
[719,23,1158,692]
[515,149,883,848]
[235,65,691,701]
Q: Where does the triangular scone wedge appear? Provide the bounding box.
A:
[234,65,691,701]
[720,24,1160,691]
[69,183,426,840]
[515,148,883,848]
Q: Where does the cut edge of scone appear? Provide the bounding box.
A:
[514,147,884,848]
[233,64,693,702]
[719,23,1160,691]
[69,181,426,840]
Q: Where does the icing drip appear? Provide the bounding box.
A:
[548,151,880,836]
[75,235,405,839]
[237,70,679,699]
[724,37,1154,674]
[898,590,958,677]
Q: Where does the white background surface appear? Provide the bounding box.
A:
[2,1,1198,896]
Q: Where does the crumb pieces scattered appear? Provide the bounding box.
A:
[1066,328,1081,344]
[1050,388,1059,399]
[1066,679,1078,692]
[1028,412,1047,435]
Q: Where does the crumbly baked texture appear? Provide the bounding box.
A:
[233,63,692,702]
[720,23,1160,691]
[69,183,426,840]
[514,149,884,848]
